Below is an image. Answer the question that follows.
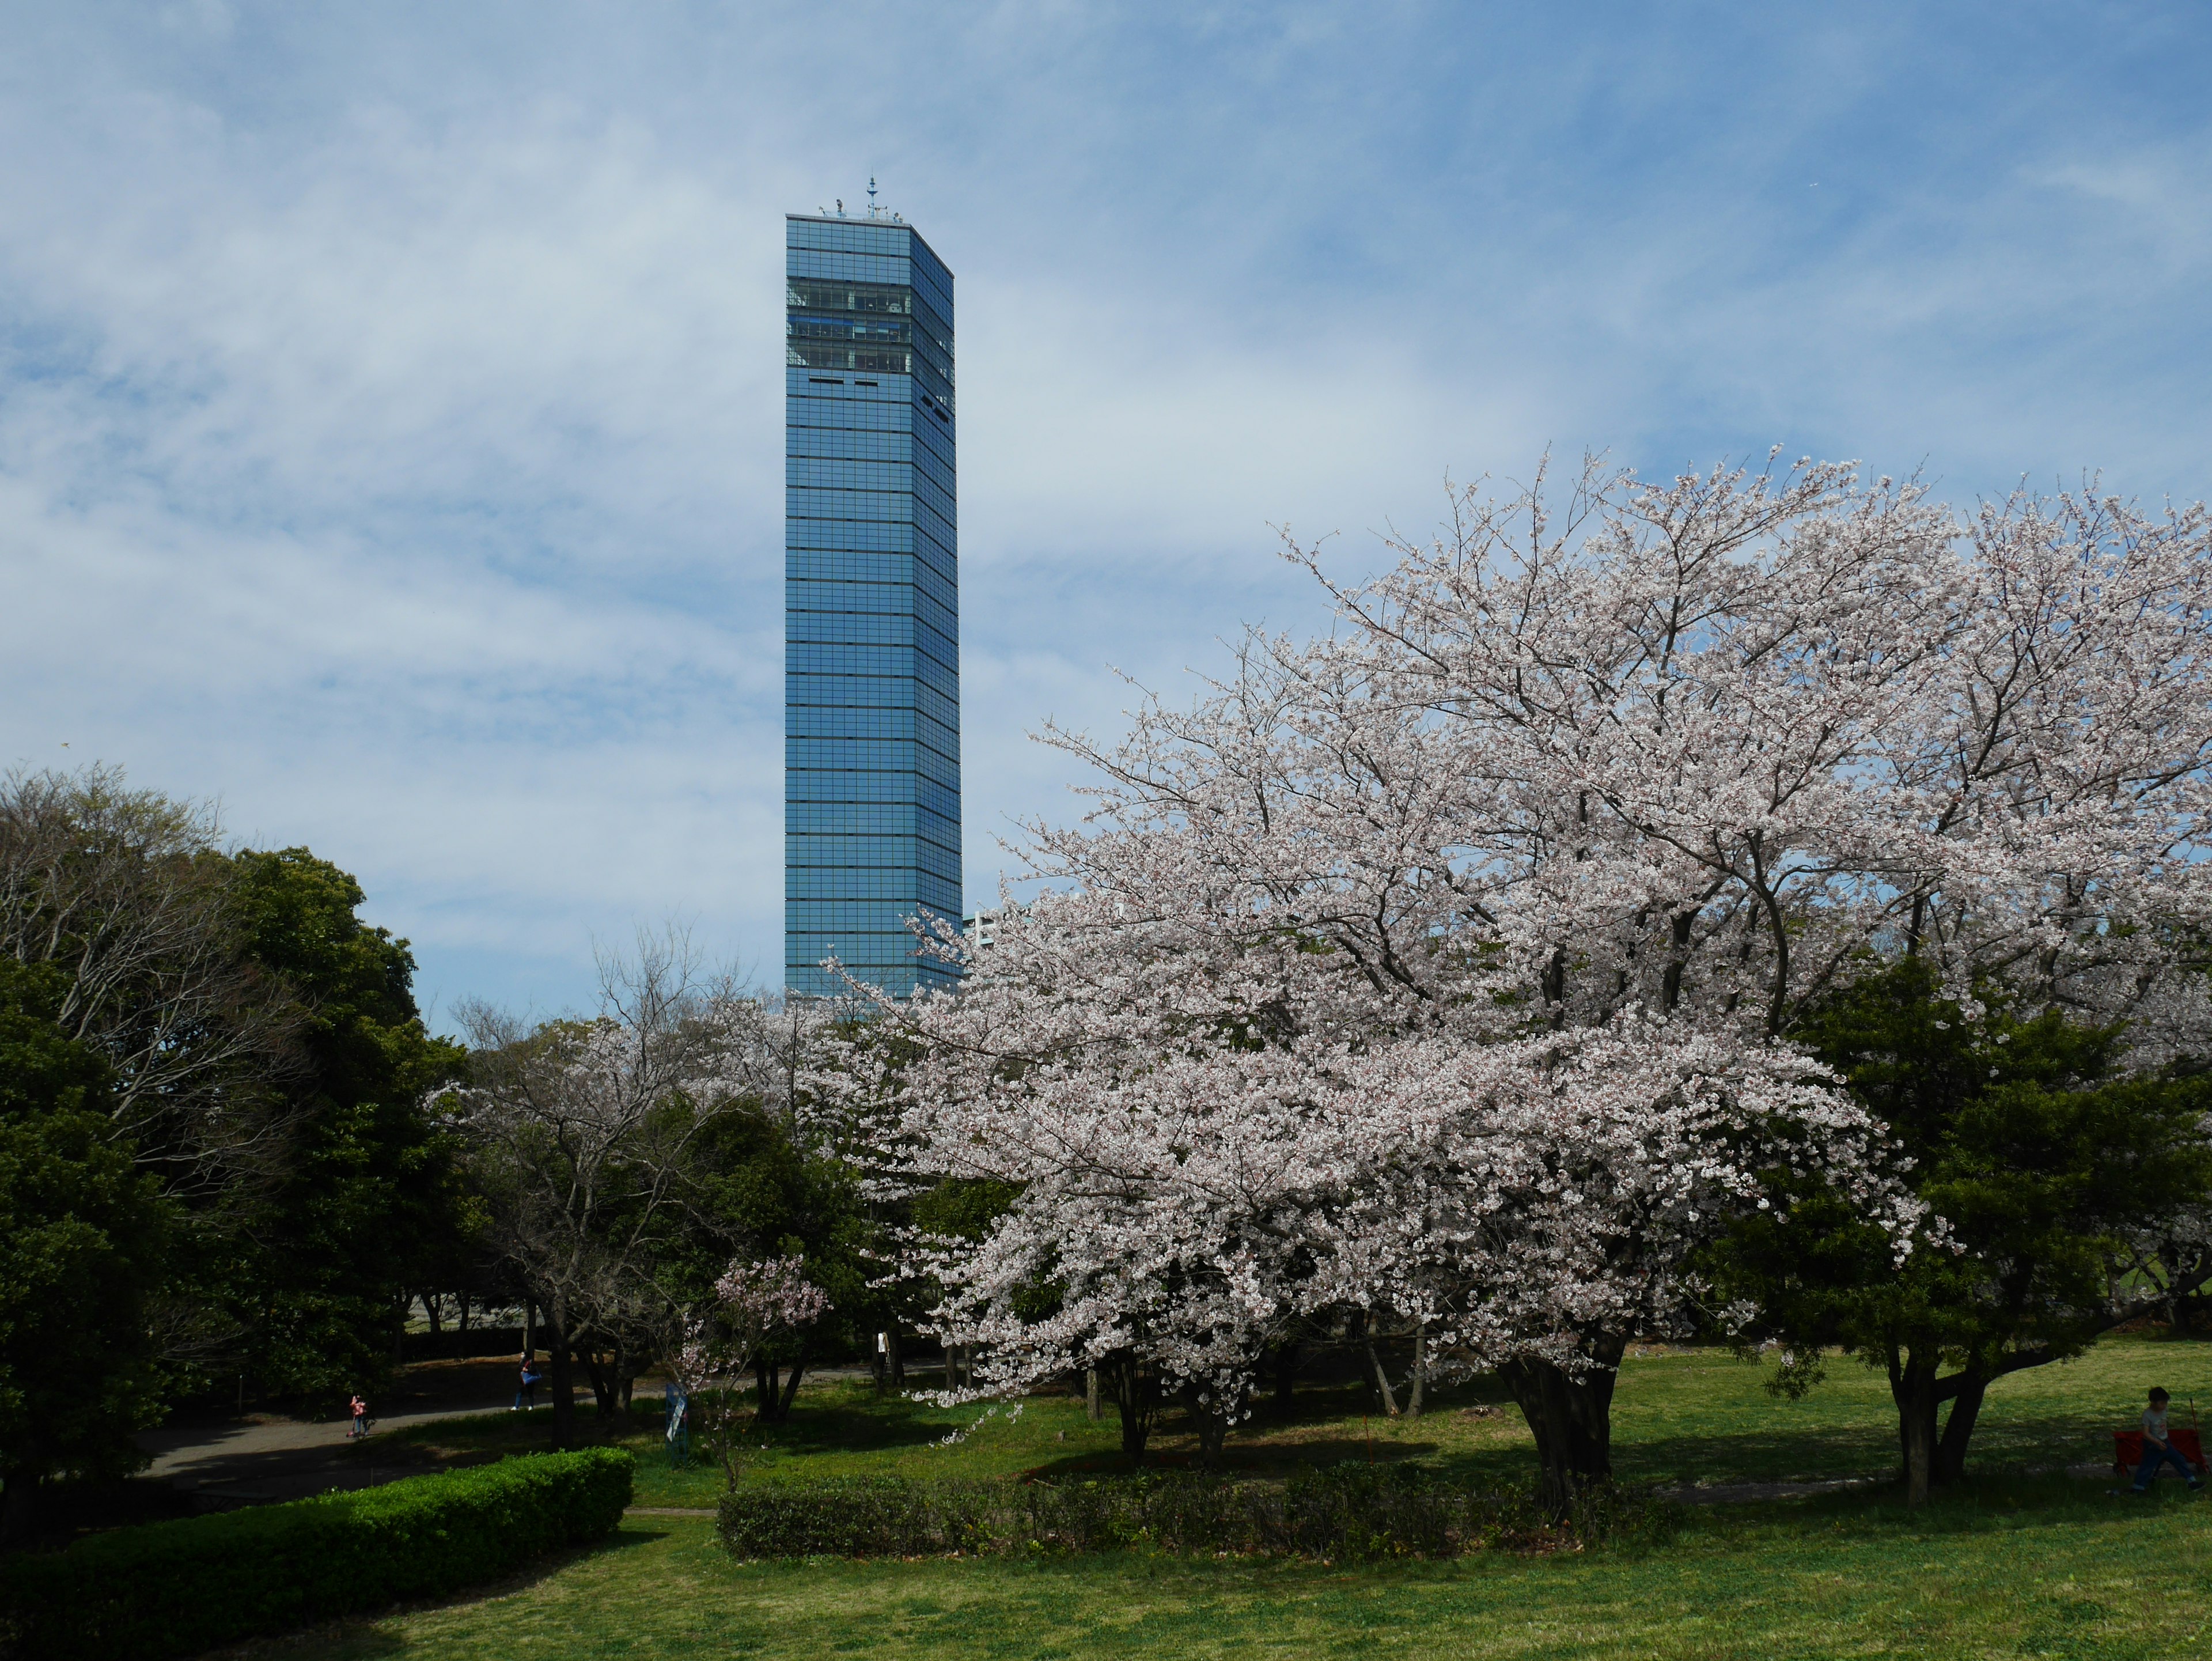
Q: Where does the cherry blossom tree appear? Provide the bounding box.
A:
[667,1255,828,1488]
[451,933,823,1447]
[850,456,2212,1505]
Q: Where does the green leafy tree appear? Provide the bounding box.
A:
[215,849,471,1401]
[1711,961,2212,1502]
[0,960,172,1543]
[680,1106,878,1421]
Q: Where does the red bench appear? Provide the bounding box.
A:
[2113,1428,2205,1477]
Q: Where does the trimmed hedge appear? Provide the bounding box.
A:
[717,1464,1661,1562]
[0,1447,633,1661]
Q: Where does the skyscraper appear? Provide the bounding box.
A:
[784,207,961,998]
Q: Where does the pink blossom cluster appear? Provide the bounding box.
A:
[671,1255,828,1393]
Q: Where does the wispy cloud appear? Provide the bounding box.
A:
[2,1,2209,1014]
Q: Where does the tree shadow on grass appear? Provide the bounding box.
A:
[759,1394,990,1457]
[1597,1408,2127,1489]
[1011,1437,1448,1481]
[1699,1469,2205,1538]
[211,1528,669,1660]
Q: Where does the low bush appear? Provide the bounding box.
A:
[0,1447,633,1661]
[717,1463,1665,1562]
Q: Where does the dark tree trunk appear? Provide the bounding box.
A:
[755,1353,811,1424]
[1497,1334,1626,1514]
[0,1448,41,1548]
[1361,1311,1401,1416]
[423,1293,443,1340]
[546,1299,578,1450]
[1933,1365,1991,1488]
[1105,1357,1158,1465]
[579,1340,617,1418]
[1086,1367,1101,1422]
[753,1354,781,1421]
[1888,1346,1939,1505]
[1406,1326,1427,1420]
[1182,1387,1233,1469]
[773,1354,808,1420]
[457,1292,472,1335]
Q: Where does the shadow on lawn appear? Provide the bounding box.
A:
[1599,1408,2119,1488]
[1708,1469,2207,1537]
[1010,1437,1448,1481]
[218,1529,665,1660]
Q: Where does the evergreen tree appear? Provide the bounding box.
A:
[0,960,172,1543]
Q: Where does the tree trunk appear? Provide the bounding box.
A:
[780,1357,807,1416]
[1497,1334,1626,1514]
[1933,1365,1990,1488]
[888,1325,904,1386]
[1406,1325,1427,1420]
[1104,1357,1158,1465]
[1365,1322,1401,1417]
[546,1299,578,1450]
[0,1448,41,1548]
[1273,1340,1300,1412]
[1085,1367,1102,1422]
[1888,1347,1938,1505]
[1183,1387,1233,1468]
[524,1298,536,1359]
[458,1292,472,1335]
[754,1354,781,1421]
[616,1338,636,1415]
[581,1340,617,1417]
[423,1292,443,1341]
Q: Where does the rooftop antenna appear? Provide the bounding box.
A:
[835,198,844,215]
[868,176,878,215]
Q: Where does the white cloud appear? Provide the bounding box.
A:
[2,2,2209,1014]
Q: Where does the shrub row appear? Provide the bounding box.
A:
[0,1447,634,1661]
[717,1463,1662,1561]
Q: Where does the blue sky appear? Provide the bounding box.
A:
[2,2,2207,1022]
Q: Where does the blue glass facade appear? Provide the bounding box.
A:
[785,213,960,997]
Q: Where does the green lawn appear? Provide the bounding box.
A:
[264,1338,2212,1659]
[369,1334,2212,1506]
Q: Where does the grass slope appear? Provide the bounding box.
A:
[230,1489,2212,1661]
[248,1337,2212,1660]
[369,1334,2212,1507]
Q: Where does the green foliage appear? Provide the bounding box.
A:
[716,1466,1663,1561]
[0,1447,634,1661]
[910,1178,1019,1243]
[681,1106,881,1369]
[1708,959,2212,1475]
[213,848,475,1399]
[0,959,172,1525]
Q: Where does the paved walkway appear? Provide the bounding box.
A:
[135,1357,592,1507]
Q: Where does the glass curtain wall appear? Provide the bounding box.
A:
[785,214,961,997]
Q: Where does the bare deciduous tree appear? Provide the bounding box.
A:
[0,766,302,1187]
[449,930,782,1447]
